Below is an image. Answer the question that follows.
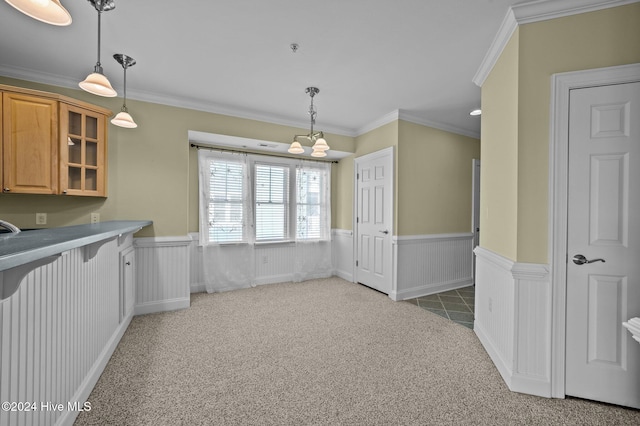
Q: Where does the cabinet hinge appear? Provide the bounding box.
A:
[356,260,359,267]
[357,173,360,180]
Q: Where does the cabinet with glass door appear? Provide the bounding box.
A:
[59,103,108,196]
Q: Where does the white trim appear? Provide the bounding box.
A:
[57,314,133,426]
[548,62,640,398]
[394,232,473,243]
[134,236,192,247]
[134,297,191,316]
[332,229,353,237]
[356,110,400,136]
[473,245,514,271]
[512,0,639,24]
[397,110,480,139]
[473,0,639,87]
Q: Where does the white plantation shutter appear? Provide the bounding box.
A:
[255,163,289,241]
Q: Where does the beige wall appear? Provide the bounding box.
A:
[397,120,479,235]
[332,119,480,235]
[479,29,520,260]
[480,3,640,263]
[0,76,354,237]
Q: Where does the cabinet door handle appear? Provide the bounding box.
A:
[125,261,131,266]
[3,188,10,192]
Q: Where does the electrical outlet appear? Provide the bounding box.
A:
[262,255,268,264]
[90,213,100,224]
[36,212,47,225]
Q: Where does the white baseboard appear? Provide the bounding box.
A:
[58,313,133,426]
[134,297,191,316]
[391,277,473,301]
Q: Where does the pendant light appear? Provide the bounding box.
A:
[4,0,71,26]
[111,54,137,128]
[288,87,330,157]
[79,0,117,97]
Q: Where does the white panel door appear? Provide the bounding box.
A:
[566,82,640,408]
[355,148,393,294]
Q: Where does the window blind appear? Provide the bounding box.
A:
[255,163,289,241]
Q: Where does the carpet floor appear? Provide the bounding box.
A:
[74,277,639,425]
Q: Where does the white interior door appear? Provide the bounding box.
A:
[355,148,393,294]
[565,81,640,408]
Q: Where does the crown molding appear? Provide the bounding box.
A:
[355,110,480,140]
[472,0,639,87]
[398,110,480,139]
[355,110,400,136]
[0,64,356,137]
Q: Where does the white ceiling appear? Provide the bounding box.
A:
[0,0,524,138]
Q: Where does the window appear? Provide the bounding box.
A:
[205,157,246,244]
[255,163,289,242]
[199,150,331,245]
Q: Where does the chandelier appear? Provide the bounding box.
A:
[288,87,330,158]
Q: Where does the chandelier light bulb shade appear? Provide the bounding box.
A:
[79,71,117,97]
[5,0,72,26]
[311,149,327,158]
[111,111,137,128]
[288,141,304,154]
[312,137,329,151]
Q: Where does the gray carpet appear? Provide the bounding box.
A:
[75,277,639,425]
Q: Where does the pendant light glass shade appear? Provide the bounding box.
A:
[310,149,327,158]
[5,0,72,26]
[288,141,304,154]
[111,53,137,128]
[79,0,117,97]
[312,137,329,151]
[79,71,117,97]
[111,111,137,128]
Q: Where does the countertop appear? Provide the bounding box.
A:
[0,220,152,272]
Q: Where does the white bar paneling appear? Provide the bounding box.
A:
[392,233,474,300]
[332,229,354,282]
[474,246,552,398]
[134,237,191,315]
[0,238,132,426]
[189,234,336,292]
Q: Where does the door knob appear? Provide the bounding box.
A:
[379,230,389,234]
[572,254,605,265]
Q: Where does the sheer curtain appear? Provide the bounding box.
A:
[198,149,255,293]
[293,160,332,282]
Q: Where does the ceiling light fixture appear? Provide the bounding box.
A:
[111,54,137,128]
[79,0,117,97]
[288,87,330,158]
[470,108,482,116]
[5,0,72,26]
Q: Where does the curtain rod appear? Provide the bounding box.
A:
[189,143,339,164]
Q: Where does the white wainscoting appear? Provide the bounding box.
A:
[134,236,192,315]
[0,238,132,426]
[188,233,334,292]
[473,246,552,397]
[332,229,354,282]
[391,233,474,301]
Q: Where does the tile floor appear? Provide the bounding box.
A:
[404,286,475,329]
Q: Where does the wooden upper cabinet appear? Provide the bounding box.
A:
[2,92,59,194]
[59,103,108,196]
[0,84,111,197]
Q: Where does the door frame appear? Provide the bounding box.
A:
[353,146,395,293]
[471,159,481,284]
[549,63,640,398]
